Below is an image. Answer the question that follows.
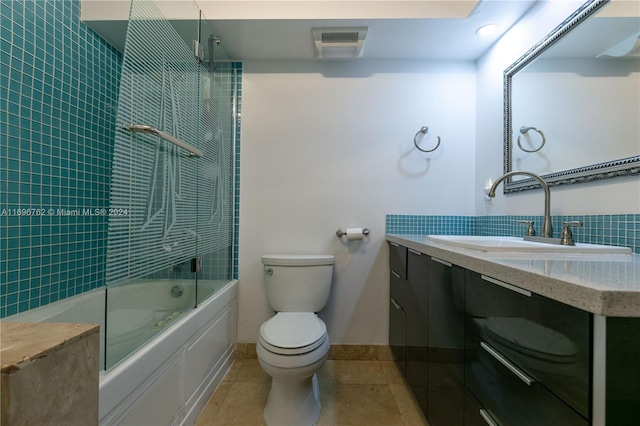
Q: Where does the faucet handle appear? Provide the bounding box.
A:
[517,220,536,237]
[560,221,583,246]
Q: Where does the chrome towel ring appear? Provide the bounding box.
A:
[517,126,546,153]
[413,126,441,153]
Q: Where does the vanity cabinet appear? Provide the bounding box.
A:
[424,255,465,426]
[602,317,640,425]
[387,243,465,426]
[405,249,429,417]
[387,238,640,426]
[388,242,408,375]
[465,271,591,425]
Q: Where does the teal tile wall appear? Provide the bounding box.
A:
[149,61,242,283]
[215,61,242,280]
[475,214,640,253]
[0,0,122,317]
[386,215,474,235]
[386,214,640,253]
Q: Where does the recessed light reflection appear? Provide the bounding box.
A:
[476,24,498,36]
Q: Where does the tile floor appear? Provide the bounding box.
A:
[195,359,430,426]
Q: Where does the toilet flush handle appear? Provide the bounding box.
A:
[264,268,273,276]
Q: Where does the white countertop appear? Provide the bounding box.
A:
[387,234,640,317]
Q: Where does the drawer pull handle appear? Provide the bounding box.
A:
[390,297,402,311]
[481,342,535,386]
[481,275,531,297]
[390,242,400,247]
[391,270,401,279]
[431,256,452,267]
[479,409,500,426]
[408,249,423,255]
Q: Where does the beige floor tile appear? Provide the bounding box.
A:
[195,380,234,426]
[210,381,269,426]
[234,358,271,384]
[197,359,430,426]
[389,384,430,426]
[224,358,246,382]
[318,360,387,386]
[379,361,405,385]
[317,383,404,426]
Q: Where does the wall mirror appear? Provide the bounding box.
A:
[503,0,640,192]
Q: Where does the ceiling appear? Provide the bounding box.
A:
[82,0,537,61]
[207,1,537,61]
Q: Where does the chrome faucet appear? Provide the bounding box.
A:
[487,171,553,238]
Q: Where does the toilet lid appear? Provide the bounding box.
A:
[260,312,327,350]
[485,317,578,361]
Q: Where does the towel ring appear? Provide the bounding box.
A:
[517,126,546,153]
[413,126,441,153]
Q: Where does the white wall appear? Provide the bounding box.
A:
[238,60,476,343]
[475,0,640,216]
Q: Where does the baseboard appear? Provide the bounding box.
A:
[236,343,393,361]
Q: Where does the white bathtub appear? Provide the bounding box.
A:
[5,279,238,425]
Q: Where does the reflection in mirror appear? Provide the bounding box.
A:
[504,0,640,192]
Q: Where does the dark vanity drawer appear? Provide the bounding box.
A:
[464,387,495,426]
[465,329,588,426]
[465,271,591,419]
[388,241,408,279]
[406,249,429,416]
[390,267,408,307]
[389,285,407,376]
[389,258,409,377]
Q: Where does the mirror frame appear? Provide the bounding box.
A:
[503,0,640,193]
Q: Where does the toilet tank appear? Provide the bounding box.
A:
[261,255,334,312]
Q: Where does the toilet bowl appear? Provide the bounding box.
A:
[257,312,329,426]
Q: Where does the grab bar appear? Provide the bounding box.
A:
[124,124,204,158]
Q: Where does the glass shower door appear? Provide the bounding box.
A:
[194,13,235,304]
[104,0,204,370]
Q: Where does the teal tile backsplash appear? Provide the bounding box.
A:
[386,214,640,254]
[385,215,474,235]
[1,0,121,317]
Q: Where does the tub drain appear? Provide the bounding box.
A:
[171,285,184,298]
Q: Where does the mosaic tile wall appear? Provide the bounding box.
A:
[232,63,242,280]
[0,1,242,318]
[385,215,475,236]
[148,62,242,283]
[0,0,122,317]
[386,214,640,254]
[213,61,242,281]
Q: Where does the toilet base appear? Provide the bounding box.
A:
[264,373,321,426]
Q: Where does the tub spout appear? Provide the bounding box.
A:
[488,171,553,238]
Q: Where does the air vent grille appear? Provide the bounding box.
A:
[321,32,359,44]
[312,27,368,59]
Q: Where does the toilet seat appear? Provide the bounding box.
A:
[259,312,327,355]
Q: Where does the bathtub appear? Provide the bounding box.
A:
[5,279,238,425]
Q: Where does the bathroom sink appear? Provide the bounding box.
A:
[426,235,632,254]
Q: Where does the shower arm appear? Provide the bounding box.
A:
[124,124,204,158]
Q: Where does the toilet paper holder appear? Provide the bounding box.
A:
[336,228,370,238]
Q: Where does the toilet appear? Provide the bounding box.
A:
[257,254,334,426]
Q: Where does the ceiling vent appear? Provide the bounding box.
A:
[312,27,368,60]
